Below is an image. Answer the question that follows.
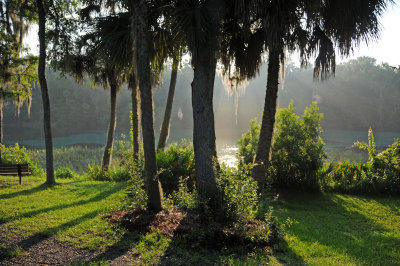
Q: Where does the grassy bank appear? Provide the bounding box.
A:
[0,176,399,265]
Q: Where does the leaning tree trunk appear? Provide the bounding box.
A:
[157,59,178,150]
[101,78,118,171]
[37,0,55,185]
[252,48,280,190]
[134,0,162,212]
[129,73,141,159]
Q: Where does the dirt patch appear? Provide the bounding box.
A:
[0,229,132,265]
[105,208,202,238]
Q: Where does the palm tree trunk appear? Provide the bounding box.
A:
[129,74,140,159]
[101,80,118,171]
[135,0,162,212]
[252,48,280,190]
[192,47,219,203]
[191,1,224,204]
[157,60,178,151]
[0,98,3,163]
[37,0,55,185]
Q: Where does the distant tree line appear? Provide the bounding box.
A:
[5,56,399,141]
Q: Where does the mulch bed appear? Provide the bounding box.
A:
[105,208,203,238]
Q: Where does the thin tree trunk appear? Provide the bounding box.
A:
[135,0,162,211]
[252,48,280,190]
[37,0,55,185]
[129,74,140,159]
[0,98,3,163]
[101,78,118,171]
[157,60,178,150]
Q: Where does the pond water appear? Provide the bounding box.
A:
[5,129,399,167]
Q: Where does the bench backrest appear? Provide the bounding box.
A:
[0,164,30,174]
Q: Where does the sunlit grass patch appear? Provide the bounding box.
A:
[273,191,400,265]
[0,176,127,250]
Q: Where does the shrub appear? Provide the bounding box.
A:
[124,159,147,209]
[0,143,31,164]
[166,177,198,210]
[55,167,76,179]
[270,102,325,191]
[237,102,326,191]
[217,165,259,224]
[156,141,195,195]
[237,118,260,166]
[323,137,400,195]
[86,162,110,181]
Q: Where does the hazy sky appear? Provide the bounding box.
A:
[25,2,400,66]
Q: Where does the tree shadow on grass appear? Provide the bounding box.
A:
[275,191,400,265]
[0,183,49,200]
[87,211,157,264]
[0,182,125,225]
[0,209,101,263]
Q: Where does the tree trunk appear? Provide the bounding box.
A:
[37,0,55,185]
[134,0,162,212]
[157,60,178,150]
[252,48,280,190]
[0,98,3,163]
[191,1,224,204]
[129,73,140,159]
[101,78,118,171]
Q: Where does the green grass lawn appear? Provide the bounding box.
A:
[0,175,399,265]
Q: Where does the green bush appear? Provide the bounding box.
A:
[156,141,195,195]
[237,118,260,166]
[0,143,31,164]
[270,102,325,191]
[166,177,198,210]
[55,167,76,179]
[322,137,400,195]
[217,165,259,224]
[237,102,326,191]
[124,159,147,209]
[86,162,131,182]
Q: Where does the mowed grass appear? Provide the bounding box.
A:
[0,176,127,250]
[1,175,399,265]
[273,191,400,265]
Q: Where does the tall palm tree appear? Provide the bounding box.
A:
[36,0,55,185]
[132,0,163,211]
[171,0,226,204]
[157,50,181,151]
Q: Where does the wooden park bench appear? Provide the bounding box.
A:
[0,164,31,184]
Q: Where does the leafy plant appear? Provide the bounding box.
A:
[55,167,76,179]
[237,118,260,166]
[270,102,326,191]
[0,143,31,164]
[156,140,195,195]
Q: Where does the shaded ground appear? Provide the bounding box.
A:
[0,230,133,265]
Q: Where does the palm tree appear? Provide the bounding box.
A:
[132,0,163,211]
[248,0,392,190]
[157,50,181,151]
[170,0,226,204]
[36,0,55,185]
[79,1,164,210]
